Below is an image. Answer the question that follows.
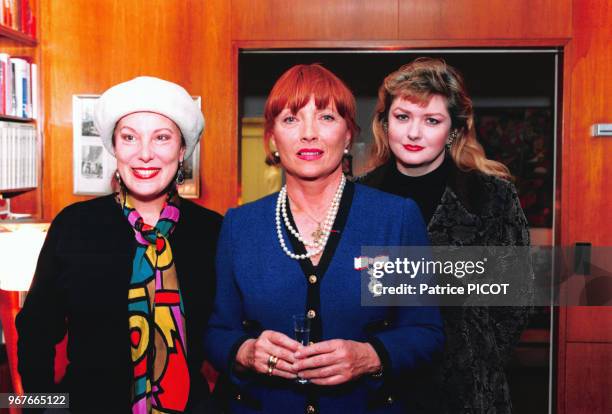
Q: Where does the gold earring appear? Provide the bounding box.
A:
[446,130,458,150]
[176,160,185,185]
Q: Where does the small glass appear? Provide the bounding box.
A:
[292,314,311,384]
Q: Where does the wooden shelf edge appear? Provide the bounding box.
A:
[0,187,37,196]
[0,217,37,225]
[0,24,37,46]
[0,114,36,122]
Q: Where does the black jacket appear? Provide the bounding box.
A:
[16,195,222,413]
[358,160,531,414]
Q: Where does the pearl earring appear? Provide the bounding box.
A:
[343,148,349,155]
[114,170,123,188]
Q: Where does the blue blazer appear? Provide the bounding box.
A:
[204,184,443,413]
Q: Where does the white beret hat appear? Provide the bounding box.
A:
[94,76,204,160]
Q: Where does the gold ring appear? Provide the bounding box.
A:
[267,355,279,369]
[267,355,278,376]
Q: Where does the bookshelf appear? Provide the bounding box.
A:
[0,24,35,46]
[0,0,40,222]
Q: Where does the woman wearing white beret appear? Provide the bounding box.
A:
[17,77,222,413]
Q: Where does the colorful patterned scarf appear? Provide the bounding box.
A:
[121,194,190,414]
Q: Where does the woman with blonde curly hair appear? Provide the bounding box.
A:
[359,57,531,414]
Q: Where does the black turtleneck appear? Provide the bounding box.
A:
[380,157,449,225]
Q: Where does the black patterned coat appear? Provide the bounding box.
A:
[358,161,531,414]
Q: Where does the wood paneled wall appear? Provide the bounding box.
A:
[557,0,612,412]
[40,0,575,218]
[565,343,612,412]
[562,0,612,247]
[398,0,571,39]
[232,0,398,40]
[187,0,236,212]
[232,0,572,41]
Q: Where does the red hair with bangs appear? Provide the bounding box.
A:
[263,64,359,164]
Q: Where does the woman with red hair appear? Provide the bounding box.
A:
[204,64,443,413]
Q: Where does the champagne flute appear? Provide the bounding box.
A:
[292,314,311,384]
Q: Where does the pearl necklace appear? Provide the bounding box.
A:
[282,175,346,249]
[275,175,346,260]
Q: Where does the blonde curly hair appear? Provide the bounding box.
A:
[370,57,511,179]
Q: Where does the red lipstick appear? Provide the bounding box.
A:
[403,144,424,152]
[132,168,161,179]
[297,148,324,161]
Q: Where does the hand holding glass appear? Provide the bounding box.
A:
[292,314,311,384]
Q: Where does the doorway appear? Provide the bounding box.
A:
[238,48,561,413]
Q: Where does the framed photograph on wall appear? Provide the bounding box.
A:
[179,96,201,198]
[72,95,116,195]
[72,95,201,198]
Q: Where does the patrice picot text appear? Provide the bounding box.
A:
[361,257,510,297]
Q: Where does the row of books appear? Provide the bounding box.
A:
[1,0,36,37]
[0,52,37,119]
[0,121,37,191]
